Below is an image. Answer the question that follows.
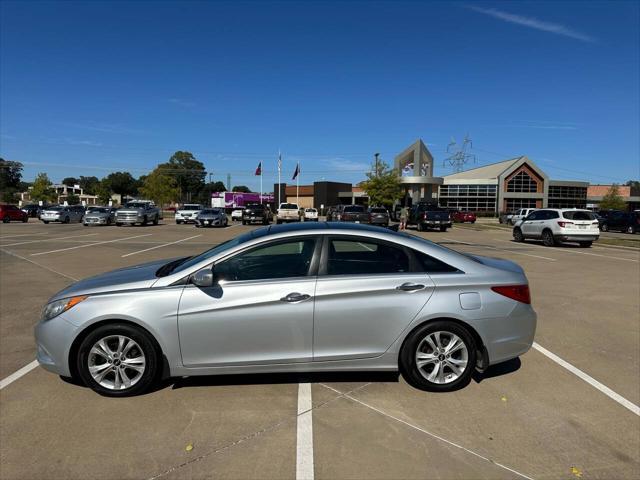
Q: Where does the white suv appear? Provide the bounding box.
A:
[510,208,537,225]
[513,209,600,247]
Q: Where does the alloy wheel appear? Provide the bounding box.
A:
[415,331,468,384]
[88,335,146,390]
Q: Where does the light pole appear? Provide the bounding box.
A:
[374,153,380,177]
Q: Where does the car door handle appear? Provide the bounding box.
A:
[280,292,311,303]
[396,283,426,292]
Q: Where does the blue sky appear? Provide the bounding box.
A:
[1,0,638,191]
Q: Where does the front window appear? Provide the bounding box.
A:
[327,238,409,275]
[182,205,202,210]
[215,238,316,281]
[89,208,109,213]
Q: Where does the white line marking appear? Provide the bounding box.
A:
[296,383,314,480]
[0,232,48,239]
[31,233,152,256]
[0,360,39,390]
[443,238,556,261]
[321,384,533,480]
[0,249,79,281]
[121,234,202,257]
[1,233,99,247]
[532,342,640,416]
[496,240,639,263]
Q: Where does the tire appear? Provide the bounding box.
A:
[153,216,159,225]
[142,216,148,226]
[242,220,246,225]
[513,228,524,242]
[76,323,160,397]
[400,321,477,392]
[579,241,592,248]
[116,222,122,227]
[626,225,636,234]
[43,221,49,224]
[600,223,609,232]
[439,226,447,232]
[542,229,556,247]
[176,220,183,225]
[2,216,9,223]
[64,216,70,224]
[107,218,112,226]
[417,222,424,232]
[276,219,281,224]
[22,216,28,223]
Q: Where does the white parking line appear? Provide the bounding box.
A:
[31,233,153,256]
[1,233,99,247]
[0,360,39,390]
[321,384,534,480]
[496,240,639,263]
[121,234,202,257]
[0,232,49,239]
[296,383,314,480]
[443,238,557,261]
[532,342,639,416]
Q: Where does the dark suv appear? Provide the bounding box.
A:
[242,203,272,225]
[368,207,390,226]
[409,203,452,232]
[599,210,639,234]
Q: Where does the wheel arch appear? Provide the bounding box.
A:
[68,318,170,382]
[398,317,489,371]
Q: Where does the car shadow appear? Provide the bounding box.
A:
[472,357,521,384]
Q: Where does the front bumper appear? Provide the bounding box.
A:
[197,218,225,227]
[34,315,79,377]
[84,217,107,225]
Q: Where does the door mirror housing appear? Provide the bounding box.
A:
[192,267,214,287]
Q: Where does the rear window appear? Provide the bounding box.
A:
[562,210,596,221]
[343,205,365,213]
[182,205,202,210]
[370,208,387,213]
[280,203,298,209]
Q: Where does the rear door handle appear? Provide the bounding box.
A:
[280,292,311,303]
[396,282,426,292]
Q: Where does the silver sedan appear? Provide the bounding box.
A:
[35,222,536,397]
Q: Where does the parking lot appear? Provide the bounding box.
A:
[1,219,638,480]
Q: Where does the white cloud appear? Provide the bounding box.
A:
[468,6,596,43]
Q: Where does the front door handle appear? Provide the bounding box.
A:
[396,282,426,292]
[280,292,311,303]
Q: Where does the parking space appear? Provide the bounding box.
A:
[1,220,638,479]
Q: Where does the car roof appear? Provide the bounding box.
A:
[246,221,399,240]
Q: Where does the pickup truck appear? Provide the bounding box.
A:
[242,202,272,225]
[116,201,161,226]
[409,203,452,232]
[175,204,203,224]
[338,205,370,223]
[276,203,301,224]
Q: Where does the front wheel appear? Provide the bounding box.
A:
[63,216,70,224]
[579,241,592,248]
[76,323,160,397]
[400,321,476,392]
[153,216,158,225]
[22,216,28,223]
[627,225,636,234]
[43,221,49,224]
[513,228,524,242]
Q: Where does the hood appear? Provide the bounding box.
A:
[49,257,175,302]
[118,207,145,213]
[470,255,525,275]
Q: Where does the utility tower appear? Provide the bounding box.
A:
[444,134,476,173]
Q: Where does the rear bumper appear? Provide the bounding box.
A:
[420,221,452,227]
[556,234,599,242]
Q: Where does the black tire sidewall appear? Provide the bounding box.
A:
[77,323,160,397]
[400,321,477,392]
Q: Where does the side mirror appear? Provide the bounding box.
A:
[192,267,214,288]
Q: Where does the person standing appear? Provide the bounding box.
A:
[400,205,408,230]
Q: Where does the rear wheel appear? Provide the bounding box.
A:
[400,321,476,392]
[627,225,636,234]
[542,229,556,247]
[579,241,592,248]
[513,227,524,242]
[76,323,160,397]
[600,223,609,232]
[2,216,9,223]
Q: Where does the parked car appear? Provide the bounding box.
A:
[409,203,452,232]
[499,211,515,224]
[35,222,536,397]
[598,210,639,234]
[451,210,477,223]
[509,208,537,225]
[21,204,44,218]
[195,208,228,228]
[40,205,84,224]
[368,207,390,226]
[1,204,29,223]
[512,209,599,247]
[242,202,272,225]
[116,201,160,226]
[175,204,203,224]
[83,207,117,226]
[276,202,300,223]
[326,205,344,221]
[303,208,319,222]
[231,208,244,221]
[337,205,369,223]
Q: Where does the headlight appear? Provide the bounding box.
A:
[42,295,88,321]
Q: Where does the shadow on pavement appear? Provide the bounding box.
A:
[472,357,521,384]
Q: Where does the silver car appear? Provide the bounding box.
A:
[195,208,228,228]
[40,205,85,224]
[83,207,117,226]
[35,223,536,397]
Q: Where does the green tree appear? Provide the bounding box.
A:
[79,176,100,195]
[232,185,251,193]
[158,151,206,202]
[95,179,113,205]
[0,158,23,202]
[104,171,138,197]
[66,192,80,205]
[30,173,58,203]
[197,181,227,205]
[138,168,179,207]
[62,177,79,187]
[360,159,402,207]
[625,180,640,193]
[599,184,627,210]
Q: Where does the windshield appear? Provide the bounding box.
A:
[200,209,221,215]
[88,208,109,213]
[47,206,64,211]
[182,205,201,210]
[280,203,298,209]
[124,202,148,208]
[168,232,255,275]
[344,205,365,213]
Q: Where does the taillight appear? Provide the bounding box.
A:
[422,213,427,220]
[557,221,573,228]
[491,285,531,304]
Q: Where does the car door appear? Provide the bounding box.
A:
[520,210,541,236]
[177,236,320,367]
[312,235,435,361]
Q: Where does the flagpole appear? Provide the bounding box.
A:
[277,150,281,208]
[260,163,263,204]
[296,162,299,205]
